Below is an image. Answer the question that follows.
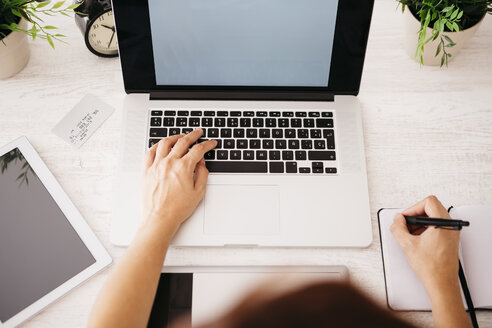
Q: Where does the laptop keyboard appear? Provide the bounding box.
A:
[148,110,337,174]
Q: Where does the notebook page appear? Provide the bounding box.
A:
[379,209,432,310]
[451,205,492,309]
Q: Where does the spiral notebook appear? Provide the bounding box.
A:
[378,205,492,311]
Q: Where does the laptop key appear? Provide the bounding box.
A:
[150,117,162,126]
[288,140,300,149]
[151,110,163,116]
[316,119,334,128]
[233,128,245,138]
[253,118,264,127]
[298,129,308,138]
[282,112,294,117]
[244,111,254,117]
[324,129,335,149]
[182,128,193,134]
[202,118,213,127]
[325,167,337,174]
[308,151,336,161]
[322,112,333,117]
[279,119,289,127]
[312,162,324,173]
[286,162,297,173]
[263,139,274,149]
[215,118,226,127]
[217,111,228,116]
[282,151,294,160]
[291,119,302,127]
[150,128,167,138]
[314,140,326,149]
[163,117,174,127]
[164,110,176,116]
[206,161,268,173]
[269,112,281,117]
[149,139,160,147]
[237,139,248,149]
[240,118,251,127]
[259,129,270,138]
[169,128,180,136]
[204,111,215,116]
[243,150,254,160]
[214,139,222,149]
[266,118,276,127]
[230,111,241,117]
[176,117,187,126]
[227,118,239,127]
[250,139,261,149]
[224,139,235,148]
[230,150,241,160]
[295,150,307,160]
[204,150,215,160]
[299,167,311,173]
[208,128,219,138]
[310,129,322,138]
[303,118,315,127]
[178,111,189,116]
[189,118,200,127]
[269,151,281,160]
[217,150,228,160]
[313,167,323,173]
[301,140,313,149]
[272,129,283,138]
[269,162,284,173]
[285,129,296,138]
[221,128,232,138]
[275,140,287,149]
[295,112,307,117]
[256,150,267,160]
[246,129,258,138]
[190,111,202,116]
[309,112,320,117]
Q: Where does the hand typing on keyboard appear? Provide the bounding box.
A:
[141,129,217,232]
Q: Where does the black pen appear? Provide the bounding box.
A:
[404,216,470,230]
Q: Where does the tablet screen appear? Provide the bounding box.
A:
[0,148,96,322]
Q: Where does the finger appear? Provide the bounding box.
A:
[168,129,204,158]
[185,139,218,164]
[155,134,184,161]
[402,195,450,219]
[194,158,209,192]
[390,213,414,249]
[144,142,159,168]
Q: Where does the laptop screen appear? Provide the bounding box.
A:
[148,0,338,87]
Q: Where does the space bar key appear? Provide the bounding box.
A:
[206,161,268,173]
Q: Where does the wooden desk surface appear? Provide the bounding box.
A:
[1,0,491,326]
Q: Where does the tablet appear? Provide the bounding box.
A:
[0,137,112,328]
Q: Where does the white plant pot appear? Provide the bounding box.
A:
[403,8,484,66]
[0,19,30,79]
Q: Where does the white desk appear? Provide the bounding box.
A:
[1,1,491,327]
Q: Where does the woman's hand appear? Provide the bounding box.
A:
[390,195,460,292]
[141,129,217,233]
[390,196,471,328]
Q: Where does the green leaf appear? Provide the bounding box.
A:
[450,8,459,20]
[440,54,445,67]
[446,42,456,48]
[52,1,65,9]
[445,21,454,31]
[431,12,437,20]
[435,42,442,57]
[453,22,460,31]
[66,3,80,10]
[442,5,453,13]
[43,25,58,29]
[11,8,22,17]
[457,11,463,19]
[47,35,54,48]
[36,1,51,9]
[443,35,454,43]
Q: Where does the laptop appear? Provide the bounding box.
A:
[110,0,374,247]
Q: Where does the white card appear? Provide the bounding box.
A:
[52,94,115,148]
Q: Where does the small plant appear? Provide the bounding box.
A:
[396,0,492,66]
[0,0,80,48]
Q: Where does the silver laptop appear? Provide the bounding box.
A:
[110,0,374,247]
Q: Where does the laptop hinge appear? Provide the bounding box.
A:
[149,91,334,102]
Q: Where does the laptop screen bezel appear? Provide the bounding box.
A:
[112,0,374,97]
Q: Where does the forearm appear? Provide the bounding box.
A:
[426,279,472,328]
[88,217,178,328]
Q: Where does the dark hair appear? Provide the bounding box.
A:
[200,281,415,328]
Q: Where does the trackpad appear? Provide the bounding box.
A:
[204,185,280,235]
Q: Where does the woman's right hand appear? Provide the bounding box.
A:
[390,196,461,294]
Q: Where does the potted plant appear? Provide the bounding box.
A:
[0,0,79,79]
[397,0,491,66]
